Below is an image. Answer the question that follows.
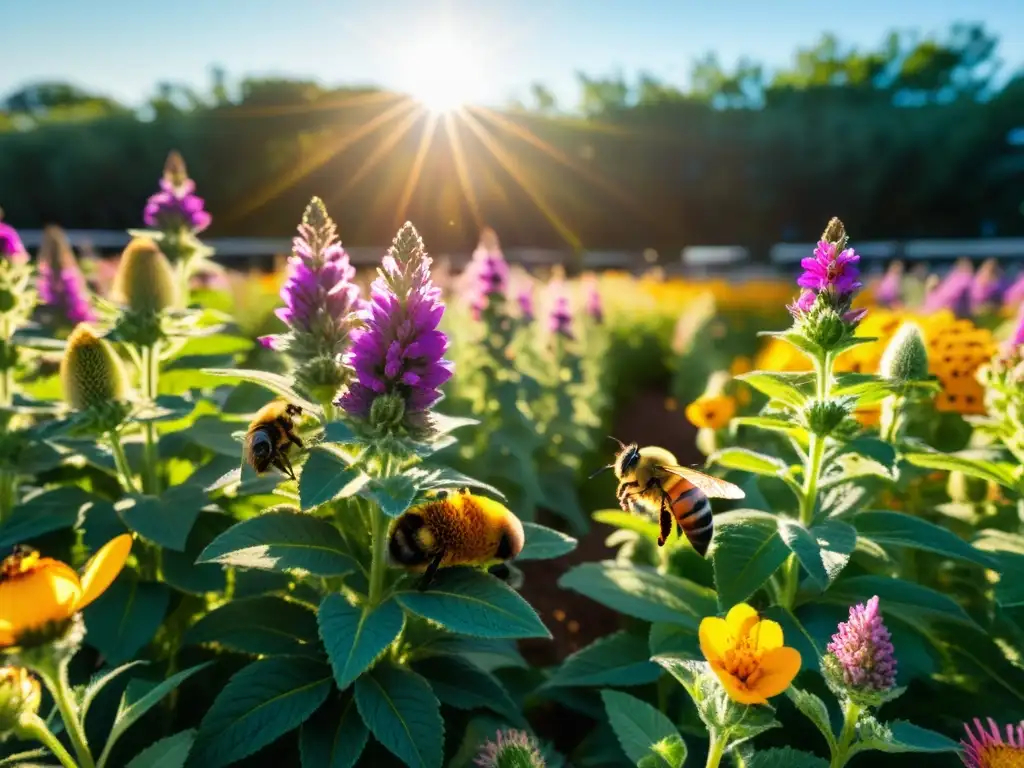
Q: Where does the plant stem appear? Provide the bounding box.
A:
[705,732,728,768]
[19,713,80,768]
[0,317,13,407]
[36,658,95,768]
[367,505,387,606]
[108,430,139,494]
[830,701,863,768]
[140,344,161,495]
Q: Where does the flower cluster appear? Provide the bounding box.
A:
[143,150,212,235]
[873,260,904,308]
[36,226,94,326]
[547,287,574,340]
[923,258,973,316]
[0,211,27,266]
[466,227,510,320]
[336,222,452,434]
[822,596,897,704]
[515,283,535,323]
[261,198,362,402]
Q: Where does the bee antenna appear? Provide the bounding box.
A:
[606,435,626,449]
[588,464,613,480]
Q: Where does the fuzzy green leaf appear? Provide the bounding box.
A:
[363,475,418,518]
[115,486,209,552]
[746,747,828,768]
[299,695,368,768]
[299,449,368,511]
[785,688,836,752]
[202,368,323,417]
[903,451,1019,490]
[545,631,662,688]
[125,730,197,768]
[601,690,682,766]
[354,663,444,768]
[848,717,959,757]
[854,510,997,569]
[184,596,320,657]
[518,522,577,561]
[0,486,96,549]
[83,577,170,665]
[397,568,550,639]
[736,371,812,409]
[318,594,404,690]
[412,656,523,725]
[707,447,787,477]
[187,657,332,768]
[824,576,978,628]
[591,509,661,542]
[710,510,789,609]
[778,519,857,590]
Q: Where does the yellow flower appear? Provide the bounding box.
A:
[730,356,753,376]
[699,603,801,705]
[685,395,736,430]
[0,535,132,647]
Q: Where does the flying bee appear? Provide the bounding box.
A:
[244,400,305,480]
[388,489,525,591]
[592,440,745,556]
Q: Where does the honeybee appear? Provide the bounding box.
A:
[594,440,745,556]
[388,489,525,591]
[244,400,305,479]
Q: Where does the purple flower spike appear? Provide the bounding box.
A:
[466,228,510,320]
[584,279,603,324]
[874,261,904,308]
[969,258,1006,315]
[263,198,362,397]
[143,151,212,234]
[548,292,574,340]
[923,259,974,316]
[1004,272,1024,308]
[516,284,535,322]
[37,226,95,325]
[826,596,897,698]
[336,222,453,430]
[0,217,28,266]
[798,240,862,295]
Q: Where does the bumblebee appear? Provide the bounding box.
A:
[388,489,525,591]
[244,400,304,479]
[594,440,744,556]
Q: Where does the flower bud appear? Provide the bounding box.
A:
[821,217,848,248]
[802,299,849,350]
[803,398,853,437]
[60,324,129,411]
[880,323,929,383]
[0,667,41,739]
[369,392,406,433]
[475,730,546,768]
[112,237,180,314]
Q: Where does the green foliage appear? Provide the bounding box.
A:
[318,594,404,690]
[354,663,444,768]
[601,690,684,767]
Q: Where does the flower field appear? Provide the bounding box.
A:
[2,154,1024,768]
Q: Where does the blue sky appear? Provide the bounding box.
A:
[4,0,1023,109]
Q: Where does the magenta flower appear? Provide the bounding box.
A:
[336,222,453,425]
[0,216,28,266]
[466,231,510,320]
[960,717,1024,768]
[923,260,973,316]
[874,261,904,308]
[787,288,816,318]
[969,259,1006,315]
[143,151,212,234]
[37,226,94,325]
[516,285,535,322]
[825,596,897,696]
[1008,303,1024,350]
[584,279,603,324]
[798,240,862,295]
[1004,273,1024,308]
[548,293,574,340]
[260,198,362,396]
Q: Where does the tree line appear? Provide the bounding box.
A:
[0,22,1021,254]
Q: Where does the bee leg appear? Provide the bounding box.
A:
[273,453,297,481]
[288,432,304,449]
[658,502,672,548]
[418,552,445,592]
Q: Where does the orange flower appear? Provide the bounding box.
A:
[685,395,736,430]
[0,535,132,647]
[699,603,801,705]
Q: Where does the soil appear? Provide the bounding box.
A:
[515,387,702,751]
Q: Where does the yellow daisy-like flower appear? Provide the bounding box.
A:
[685,395,737,430]
[0,535,132,647]
[699,603,802,705]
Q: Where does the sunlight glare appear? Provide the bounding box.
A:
[401,29,486,113]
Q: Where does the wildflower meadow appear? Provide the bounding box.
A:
[1,153,1024,768]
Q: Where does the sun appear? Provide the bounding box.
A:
[400,29,487,113]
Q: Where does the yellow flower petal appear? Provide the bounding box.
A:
[709,665,767,706]
[751,646,802,698]
[0,560,81,641]
[725,603,758,636]
[750,619,784,652]
[75,535,132,611]
[698,617,731,663]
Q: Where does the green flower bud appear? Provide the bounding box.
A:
[112,237,180,314]
[296,355,348,405]
[60,324,129,412]
[803,398,854,437]
[802,300,849,350]
[821,217,849,248]
[369,393,406,433]
[0,667,40,740]
[880,323,929,383]
[475,730,546,768]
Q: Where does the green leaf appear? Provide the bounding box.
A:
[0,486,97,549]
[849,717,960,757]
[185,596,320,657]
[406,466,508,502]
[115,486,209,551]
[518,522,577,561]
[646,735,687,768]
[736,371,812,409]
[648,623,701,659]
[760,606,822,673]
[126,730,197,768]
[544,631,661,688]
[430,412,480,436]
[299,695,368,768]
[323,420,357,444]
[832,375,896,407]
[202,368,323,417]
[102,665,211,767]
[710,510,789,609]
[993,550,1024,607]
[592,510,660,542]
[746,747,828,768]
[80,661,148,721]
[354,663,444,768]
[197,509,358,577]
[318,594,404,690]
[601,690,682,766]
[734,416,810,443]
[188,657,332,768]
[363,475,418,518]
[707,448,787,477]
[299,449,368,511]
[819,452,894,491]
[903,451,1019,490]
[412,656,522,725]
[559,563,716,630]
[854,511,997,569]
[778,519,857,590]
[824,576,978,628]
[397,568,550,639]
[785,688,836,752]
[83,577,170,665]
[161,511,233,595]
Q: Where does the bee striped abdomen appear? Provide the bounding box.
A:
[663,475,714,556]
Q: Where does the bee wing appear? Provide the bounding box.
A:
[659,465,746,499]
